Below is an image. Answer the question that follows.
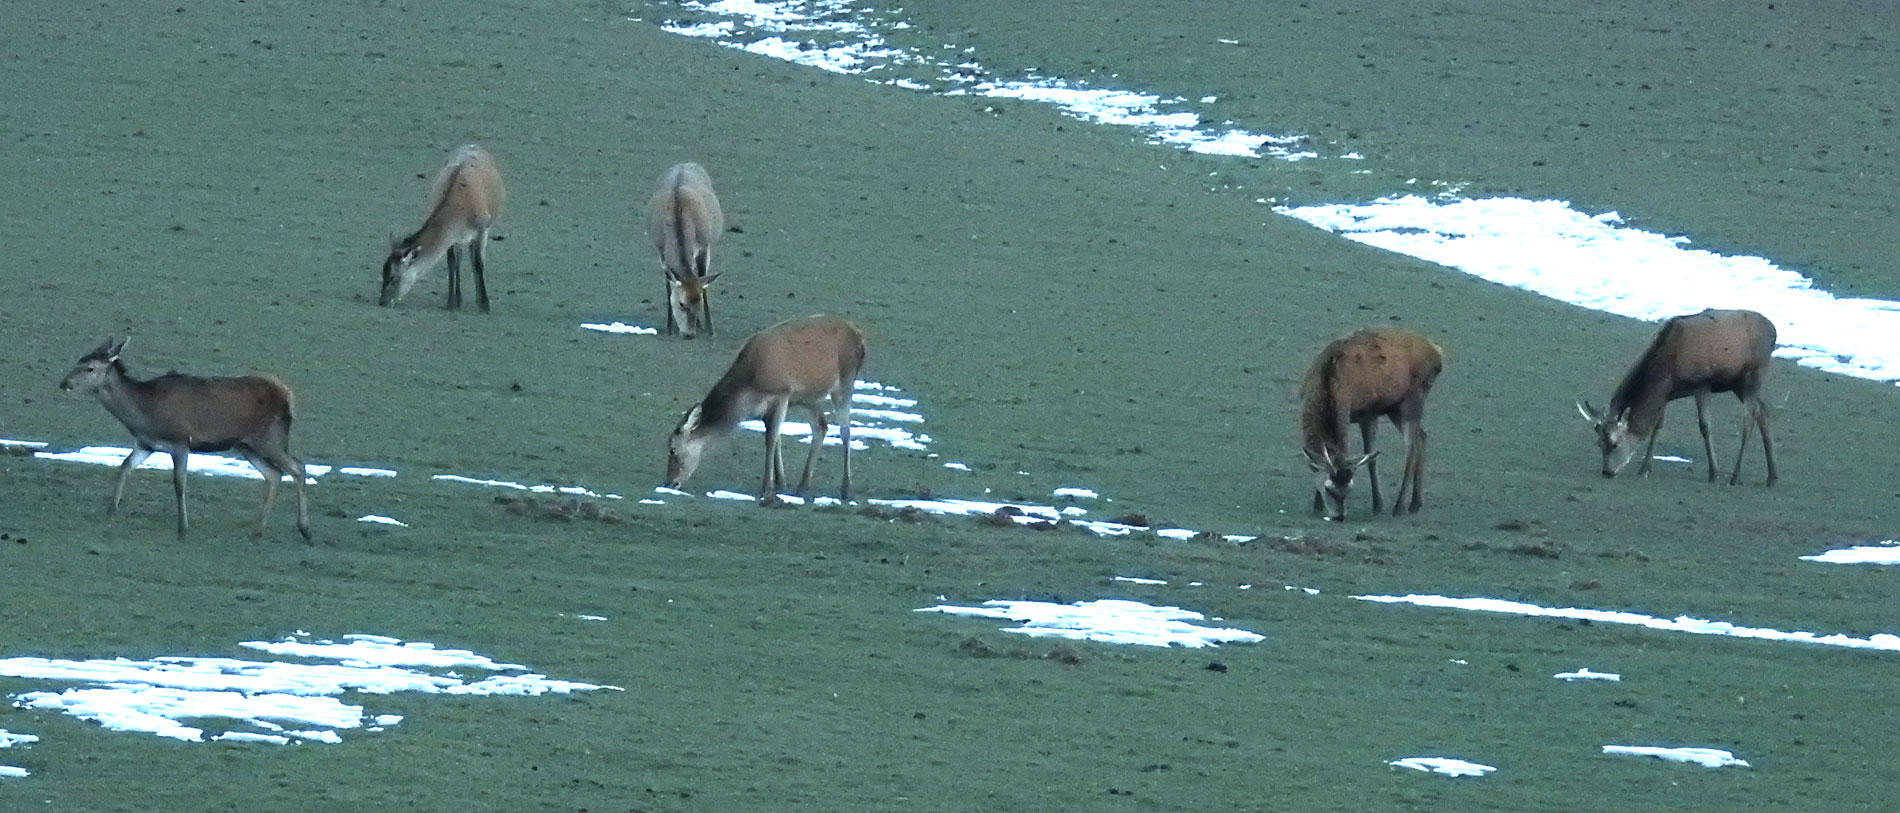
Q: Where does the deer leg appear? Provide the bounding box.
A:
[238,447,282,538]
[168,444,191,538]
[700,292,714,337]
[797,406,826,498]
[760,400,788,505]
[1756,399,1778,486]
[662,271,679,335]
[1412,426,1429,513]
[471,233,491,314]
[1396,421,1427,515]
[1694,392,1717,482]
[445,245,463,310]
[1637,410,1663,477]
[1728,398,1754,486]
[839,397,855,502]
[245,444,313,542]
[1359,420,1382,515]
[110,445,155,515]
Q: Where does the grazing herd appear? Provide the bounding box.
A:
[53,144,1784,540]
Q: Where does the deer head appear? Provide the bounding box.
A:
[1577,400,1640,477]
[667,265,719,338]
[60,336,129,393]
[1305,446,1376,521]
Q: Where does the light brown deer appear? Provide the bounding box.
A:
[1299,327,1444,521]
[380,144,505,312]
[644,162,724,338]
[58,337,312,541]
[1578,308,1778,485]
[664,316,867,504]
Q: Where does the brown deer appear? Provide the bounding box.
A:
[1578,308,1778,485]
[58,337,312,541]
[1298,327,1444,521]
[380,144,505,312]
[664,316,866,504]
[644,162,724,338]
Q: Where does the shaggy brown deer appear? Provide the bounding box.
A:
[1299,327,1444,521]
[380,144,505,312]
[1578,308,1778,485]
[59,337,312,540]
[664,316,866,504]
[644,162,724,338]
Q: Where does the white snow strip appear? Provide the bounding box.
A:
[2,634,616,747]
[943,462,972,471]
[1603,745,1749,768]
[35,446,330,482]
[1356,594,1900,652]
[0,766,26,779]
[356,515,407,527]
[581,321,659,335]
[916,599,1264,648]
[431,474,623,500]
[1278,195,1900,386]
[1555,668,1622,681]
[1053,487,1099,499]
[661,1,1314,161]
[0,732,36,749]
[1113,576,1168,586]
[0,439,48,449]
[1801,541,1900,565]
[1388,757,1496,777]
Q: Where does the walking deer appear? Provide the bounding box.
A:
[1299,327,1443,521]
[59,337,312,541]
[644,162,724,338]
[380,144,505,312]
[664,316,867,504]
[1578,308,1778,485]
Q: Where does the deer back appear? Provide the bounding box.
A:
[133,374,294,449]
[1613,309,1776,412]
[727,316,864,404]
[425,145,505,235]
[1300,328,1441,449]
[646,163,724,277]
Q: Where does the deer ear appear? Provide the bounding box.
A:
[108,336,130,360]
[698,272,720,286]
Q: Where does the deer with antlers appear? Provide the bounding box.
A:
[379,144,505,312]
[1299,327,1444,521]
[1578,308,1778,485]
[645,162,725,338]
[59,337,312,540]
[664,316,866,504]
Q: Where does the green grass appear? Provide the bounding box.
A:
[1,0,1897,809]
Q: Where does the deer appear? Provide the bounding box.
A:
[379,144,505,312]
[1578,308,1778,485]
[58,336,312,541]
[664,316,867,505]
[644,162,724,338]
[1298,327,1444,522]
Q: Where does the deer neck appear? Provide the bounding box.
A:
[1614,370,1675,438]
[91,368,167,442]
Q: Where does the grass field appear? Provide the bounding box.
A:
[2,0,1897,809]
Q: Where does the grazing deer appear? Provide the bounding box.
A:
[380,144,505,312]
[664,316,867,504]
[1298,327,1444,521]
[58,337,312,541]
[1578,308,1778,485]
[644,162,724,338]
